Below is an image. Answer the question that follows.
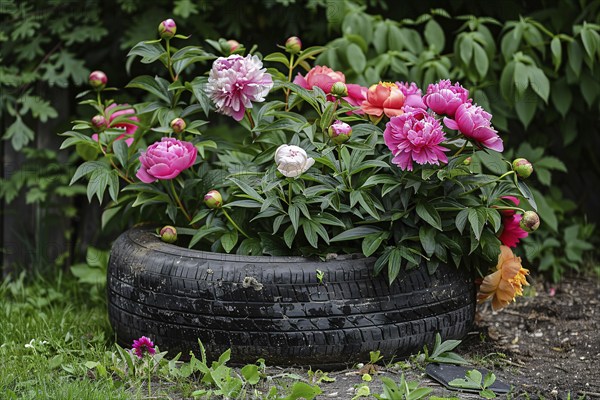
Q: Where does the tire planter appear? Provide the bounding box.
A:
[108,227,475,369]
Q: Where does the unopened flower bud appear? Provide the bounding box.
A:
[226,39,240,53]
[170,117,186,133]
[159,226,177,243]
[520,211,540,232]
[512,158,533,179]
[89,70,107,90]
[328,120,352,145]
[285,36,302,54]
[463,156,472,166]
[330,81,348,98]
[204,190,223,209]
[158,18,177,40]
[91,115,107,129]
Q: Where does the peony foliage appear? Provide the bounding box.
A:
[62,20,541,308]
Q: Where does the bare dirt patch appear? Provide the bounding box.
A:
[281,275,600,399]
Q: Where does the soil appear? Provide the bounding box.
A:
[267,274,600,400]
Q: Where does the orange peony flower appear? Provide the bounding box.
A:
[361,82,405,120]
[477,245,530,311]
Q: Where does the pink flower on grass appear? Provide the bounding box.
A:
[498,196,528,248]
[443,103,504,152]
[423,79,470,117]
[384,109,450,171]
[206,55,273,121]
[92,104,139,146]
[132,336,156,358]
[136,137,197,183]
[293,66,366,109]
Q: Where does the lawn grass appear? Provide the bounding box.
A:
[0,272,132,399]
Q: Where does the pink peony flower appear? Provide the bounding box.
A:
[132,336,156,358]
[136,137,197,183]
[294,66,367,110]
[423,79,470,117]
[92,104,139,146]
[361,82,405,119]
[397,81,426,110]
[206,54,273,121]
[384,109,450,171]
[443,103,504,152]
[293,65,345,94]
[498,196,528,248]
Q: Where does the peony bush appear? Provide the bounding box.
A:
[62,18,541,310]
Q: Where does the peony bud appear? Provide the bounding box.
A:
[89,70,107,90]
[159,226,177,243]
[91,115,107,129]
[512,158,534,179]
[226,39,240,53]
[158,18,177,40]
[463,156,472,166]
[170,117,186,133]
[519,211,540,232]
[204,190,223,209]
[330,81,348,98]
[285,36,302,54]
[328,120,352,145]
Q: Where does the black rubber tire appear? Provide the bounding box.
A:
[107,227,475,369]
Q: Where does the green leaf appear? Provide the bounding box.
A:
[127,41,166,65]
[419,226,436,257]
[581,26,598,60]
[550,36,562,71]
[3,116,34,151]
[528,67,550,103]
[459,35,474,64]
[229,178,264,203]
[189,77,212,117]
[280,381,322,400]
[126,75,171,103]
[362,232,388,257]
[346,43,366,73]
[112,139,128,168]
[515,91,537,128]
[468,207,486,240]
[330,226,381,242]
[424,19,445,52]
[387,248,403,284]
[517,181,537,211]
[173,0,199,18]
[514,62,529,96]
[567,41,583,77]
[189,226,226,248]
[283,225,295,249]
[241,364,260,385]
[416,203,442,231]
[221,230,238,253]
[264,52,291,68]
[472,42,489,78]
[550,79,572,118]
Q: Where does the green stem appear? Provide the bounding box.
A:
[147,362,151,398]
[461,171,516,196]
[285,53,295,111]
[453,141,468,157]
[288,179,293,205]
[170,180,192,222]
[221,208,250,239]
[495,205,526,213]
[165,39,176,82]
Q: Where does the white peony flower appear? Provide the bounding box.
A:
[274,144,315,178]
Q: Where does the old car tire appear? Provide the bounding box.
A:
[107,227,475,368]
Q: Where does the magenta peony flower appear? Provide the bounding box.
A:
[132,336,156,358]
[384,109,450,171]
[92,104,139,146]
[88,70,107,89]
[136,137,197,183]
[397,81,426,110]
[423,79,470,117]
[328,120,352,144]
[206,55,273,121]
[498,196,528,248]
[443,103,504,152]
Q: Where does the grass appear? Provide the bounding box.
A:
[0,272,130,399]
